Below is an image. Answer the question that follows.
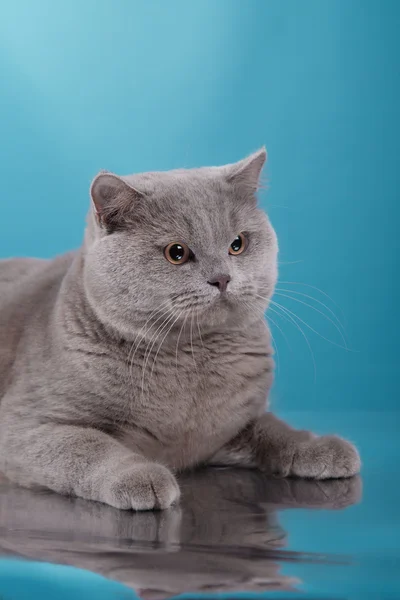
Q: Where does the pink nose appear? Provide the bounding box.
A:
[207,274,231,293]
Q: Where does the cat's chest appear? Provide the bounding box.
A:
[115,331,273,469]
[126,330,270,409]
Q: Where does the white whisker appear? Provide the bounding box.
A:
[267,298,317,383]
[266,306,292,350]
[149,310,183,388]
[243,301,280,372]
[275,287,347,339]
[140,309,178,401]
[127,299,172,383]
[278,281,344,316]
[274,290,349,349]
[176,313,189,372]
[258,293,350,351]
[196,310,204,350]
[190,313,197,371]
[278,260,304,266]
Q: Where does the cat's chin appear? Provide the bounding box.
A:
[198,296,261,329]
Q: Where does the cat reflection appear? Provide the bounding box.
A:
[0,469,361,598]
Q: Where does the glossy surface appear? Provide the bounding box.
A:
[0,412,398,599]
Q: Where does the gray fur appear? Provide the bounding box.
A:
[0,149,360,510]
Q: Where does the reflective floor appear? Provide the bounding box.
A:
[0,412,398,599]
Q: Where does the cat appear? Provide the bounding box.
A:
[0,149,360,510]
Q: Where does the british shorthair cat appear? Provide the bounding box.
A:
[0,149,360,509]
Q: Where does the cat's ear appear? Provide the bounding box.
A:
[226,147,267,193]
[90,171,143,230]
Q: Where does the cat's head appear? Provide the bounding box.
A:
[83,149,278,339]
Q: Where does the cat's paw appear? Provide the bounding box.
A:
[104,463,180,510]
[291,435,361,479]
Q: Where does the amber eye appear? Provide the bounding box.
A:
[164,242,190,265]
[229,233,246,256]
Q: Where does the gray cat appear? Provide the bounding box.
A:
[0,149,360,510]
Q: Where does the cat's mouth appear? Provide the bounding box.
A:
[210,290,234,306]
[208,290,242,316]
[170,290,244,326]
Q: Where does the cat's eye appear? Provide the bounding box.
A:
[164,242,191,265]
[229,233,246,256]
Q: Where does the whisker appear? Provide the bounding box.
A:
[130,299,173,350]
[127,301,174,393]
[126,303,173,421]
[242,301,280,372]
[268,299,317,383]
[275,287,348,340]
[263,315,280,374]
[149,310,183,387]
[176,313,189,371]
[257,293,351,351]
[190,313,197,371]
[127,299,172,370]
[140,309,178,401]
[278,260,304,266]
[274,291,349,349]
[196,310,205,350]
[266,307,292,351]
[278,281,344,316]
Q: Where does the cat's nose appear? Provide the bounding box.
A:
[207,274,231,293]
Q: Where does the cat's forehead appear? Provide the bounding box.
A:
[121,166,229,202]
[116,165,265,243]
[121,167,255,240]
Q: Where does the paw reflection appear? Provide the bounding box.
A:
[0,470,361,596]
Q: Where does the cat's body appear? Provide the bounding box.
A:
[0,252,270,470]
[0,150,360,510]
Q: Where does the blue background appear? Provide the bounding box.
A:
[0,0,399,411]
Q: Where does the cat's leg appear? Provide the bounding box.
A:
[0,423,180,510]
[209,413,360,479]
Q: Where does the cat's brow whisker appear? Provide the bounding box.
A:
[274,291,349,350]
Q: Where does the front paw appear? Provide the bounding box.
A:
[291,435,361,479]
[103,463,180,510]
